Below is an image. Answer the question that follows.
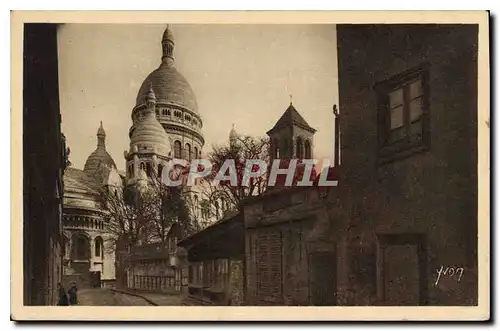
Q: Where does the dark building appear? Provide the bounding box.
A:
[336,24,478,305]
[23,23,68,305]
[178,212,245,305]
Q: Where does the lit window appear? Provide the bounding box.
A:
[375,64,430,164]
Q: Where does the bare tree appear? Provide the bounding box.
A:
[99,184,158,288]
[203,133,270,211]
[99,185,148,250]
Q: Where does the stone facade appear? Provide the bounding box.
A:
[62,126,122,288]
[23,23,66,305]
[126,25,204,180]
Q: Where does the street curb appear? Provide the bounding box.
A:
[110,288,159,306]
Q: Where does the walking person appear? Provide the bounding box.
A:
[57,283,69,306]
[67,281,78,305]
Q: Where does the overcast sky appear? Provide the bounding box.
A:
[58,24,338,171]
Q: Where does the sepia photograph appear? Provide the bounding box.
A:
[11,11,490,321]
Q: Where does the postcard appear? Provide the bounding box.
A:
[11,10,490,321]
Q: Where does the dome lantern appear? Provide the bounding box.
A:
[229,123,238,147]
[97,120,106,148]
[162,25,175,65]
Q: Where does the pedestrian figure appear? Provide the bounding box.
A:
[68,281,78,305]
[57,283,69,306]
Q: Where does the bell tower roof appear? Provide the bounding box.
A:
[266,103,316,136]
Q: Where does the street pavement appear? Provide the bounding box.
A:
[137,292,184,306]
[77,288,152,306]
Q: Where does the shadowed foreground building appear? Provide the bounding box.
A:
[23,23,67,305]
[334,24,478,305]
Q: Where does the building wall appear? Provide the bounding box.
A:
[336,24,478,305]
[185,258,235,305]
[23,23,65,305]
[243,188,336,306]
[62,224,116,287]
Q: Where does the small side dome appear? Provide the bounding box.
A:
[84,121,116,174]
[130,88,172,157]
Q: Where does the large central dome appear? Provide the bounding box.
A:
[135,65,198,113]
[135,26,199,114]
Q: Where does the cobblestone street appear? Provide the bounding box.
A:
[77,289,152,306]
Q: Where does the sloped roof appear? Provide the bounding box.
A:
[64,167,100,195]
[178,212,242,248]
[63,167,102,211]
[267,104,316,135]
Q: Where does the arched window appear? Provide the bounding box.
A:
[296,137,304,159]
[304,140,312,159]
[174,141,182,159]
[146,163,153,178]
[194,147,198,160]
[140,162,146,172]
[128,164,134,177]
[95,236,103,257]
[71,234,90,261]
[185,143,192,161]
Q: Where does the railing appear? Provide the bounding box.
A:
[131,275,180,292]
